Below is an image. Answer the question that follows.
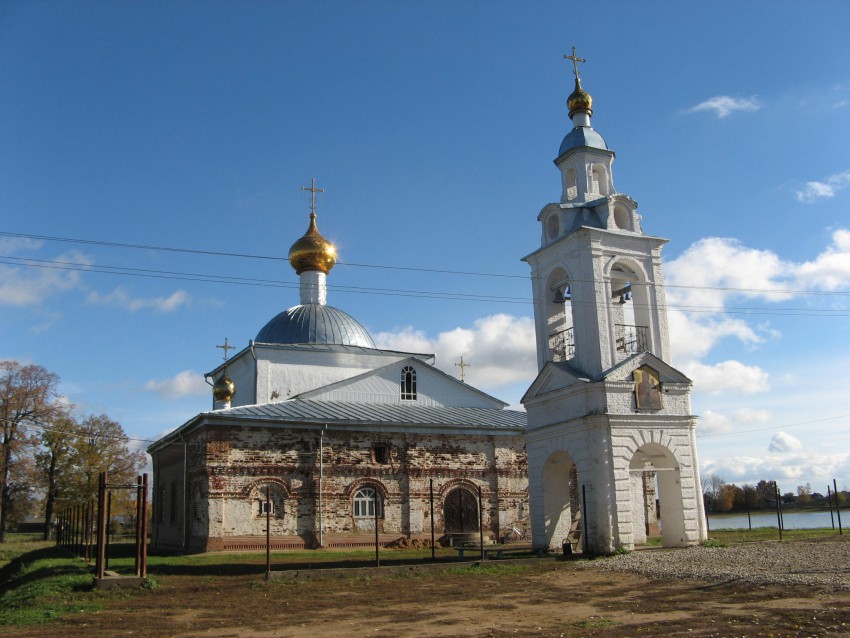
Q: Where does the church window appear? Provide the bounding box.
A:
[372,444,390,464]
[400,366,417,400]
[353,486,383,518]
[253,484,284,519]
[613,205,630,230]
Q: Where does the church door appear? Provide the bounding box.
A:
[444,487,478,534]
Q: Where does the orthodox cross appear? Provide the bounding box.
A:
[454,356,470,383]
[301,177,324,215]
[216,337,235,364]
[563,46,586,81]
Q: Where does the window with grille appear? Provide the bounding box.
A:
[400,366,416,400]
[353,486,383,518]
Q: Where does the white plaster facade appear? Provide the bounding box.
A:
[521,71,707,554]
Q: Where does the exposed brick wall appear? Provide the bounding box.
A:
[154,424,527,549]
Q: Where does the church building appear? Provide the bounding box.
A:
[521,50,708,553]
[149,50,707,556]
[148,188,528,552]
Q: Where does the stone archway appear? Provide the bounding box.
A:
[542,450,581,551]
[629,443,686,547]
[443,487,479,534]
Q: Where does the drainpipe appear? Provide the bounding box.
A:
[319,425,327,547]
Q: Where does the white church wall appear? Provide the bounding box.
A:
[253,346,412,404]
[306,362,504,409]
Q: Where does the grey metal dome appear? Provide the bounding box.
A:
[558,126,608,156]
[255,304,376,348]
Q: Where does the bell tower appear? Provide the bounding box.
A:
[524,48,671,378]
[521,49,706,554]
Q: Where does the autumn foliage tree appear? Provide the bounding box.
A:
[0,361,60,541]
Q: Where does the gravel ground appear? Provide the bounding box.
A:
[593,540,850,590]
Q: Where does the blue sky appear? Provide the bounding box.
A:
[2,1,850,494]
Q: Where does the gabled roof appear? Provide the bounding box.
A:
[206,342,435,378]
[147,399,526,453]
[522,352,690,404]
[294,356,508,409]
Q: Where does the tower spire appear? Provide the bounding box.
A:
[564,46,593,123]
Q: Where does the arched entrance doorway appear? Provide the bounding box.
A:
[629,443,685,547]
[542,451,581,552]
[443,487,478,534]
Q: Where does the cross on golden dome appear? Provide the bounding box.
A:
[301,177,324,216]
[564,46,586,82]
[216,337,235,363]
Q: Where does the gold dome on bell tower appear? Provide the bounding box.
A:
[288,178,337,275]
[564,46,593,118]
[567,79,593,118]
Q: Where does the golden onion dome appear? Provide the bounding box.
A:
[213,374,235,402]
[567,79,593,117]
[288,213,337,275]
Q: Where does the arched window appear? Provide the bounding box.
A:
[591,165,608,195]
[565,168,578,201]
[400,366,416,400]
[353,486,383,518]
[253,484,284,518]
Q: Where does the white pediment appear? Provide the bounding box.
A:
[601,352,691,385]
[294,358,507,409]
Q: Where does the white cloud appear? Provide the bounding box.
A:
[87,287,190,313]
[374,313,536,393]
[698,410,733,435]
[665,230,850,370]
[795,170,850,203]
[687,95,761,118]
[769,431,802,453]
[0,249,91,306]
[682,360,769,395]
[793,228,850,290]
[145,370,209,398]
[733,407,771,424]
[0,236,43,254]
[702,449,850,489]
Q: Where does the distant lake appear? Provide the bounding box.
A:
[707,509,850,531]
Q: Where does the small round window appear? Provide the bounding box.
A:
[614,206,630,230]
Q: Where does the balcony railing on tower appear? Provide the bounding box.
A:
[549,327,575,362]
[615,324,648,355]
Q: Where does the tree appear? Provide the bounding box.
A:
[702,473,726,512]
[797,483,812,505]
[35,410,75,540]
[64,414,146,505]
[0,361,60,541]
[755,480,776,508]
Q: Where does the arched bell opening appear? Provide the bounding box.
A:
[545,267,574,363]
[629,443,686,548]
[542,451,582,553]
[609,260,651,359]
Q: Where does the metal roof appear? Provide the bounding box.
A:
[558,125,608,156]
[210,399,526,430]
[255,304,376,348]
